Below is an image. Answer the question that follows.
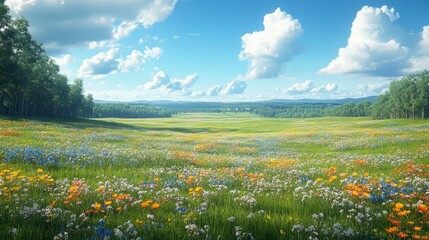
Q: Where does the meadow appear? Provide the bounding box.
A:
[0,113,428,239]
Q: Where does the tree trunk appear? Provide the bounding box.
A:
[25,99,28,117]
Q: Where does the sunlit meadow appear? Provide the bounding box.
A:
[0,113,428,239]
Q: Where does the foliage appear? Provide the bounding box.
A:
[372,71,429,119]
[250,102,373,118]
[0,2,93,118]
[91,103,172,118]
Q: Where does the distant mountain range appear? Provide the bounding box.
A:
[259,96,378,104]
[94,96,378,105]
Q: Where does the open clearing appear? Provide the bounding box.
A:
[0,113,428,239]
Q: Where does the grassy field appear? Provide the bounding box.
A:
[0,113,428,239]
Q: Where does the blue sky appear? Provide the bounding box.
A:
[5,0,429,101]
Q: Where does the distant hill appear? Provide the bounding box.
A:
[262,96,378,104]
[94,96,378,105]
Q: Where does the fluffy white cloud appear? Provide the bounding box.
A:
[52,54,73,67]
[52,54,74,77]
[137,0,176,28]
[311,83,338,93]
[320,6,409,76]
[142,71,170,90]
[287,81,338,95]
[88,41,111,50]
[165,73,198,91]
[78,48,120,77]
[118,50,145,73]
[113,21,139,40]
[239,8,302,79]
[405,26,429,74]
[420,26,429,52]
[207,85,222,96]
[79,46,163,77]
[142,71,198,95]
[358,83,389,96]
[5,0,177,52]
[143,46,163,59]
[287,80,314,94]
[222,80,247,95]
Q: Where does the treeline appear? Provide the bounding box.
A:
[158,102,250,113]
[0,1,93,118]
[154,101,374,118]
[91,104,172,118]
[250,102,372,118]
[372,71,429,119]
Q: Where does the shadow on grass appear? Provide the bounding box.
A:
[0,115,235,133]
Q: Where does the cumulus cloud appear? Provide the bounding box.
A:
[222,80,247,95]
[143,46,163,59]
[420,26,429,52]
[142,71,170,90]
[311,83,338,93]
[88,41,110,50]
[319,6,409,77]
[404,26,429,74]
[52,54,74,77]
[118,50,145,72]
[206,85,222,96]
[5,0,177,52]
[52,54,73,67]
[358,83,389,96]
[79,46,163,77]
[287,80,314,94]
[78,47,120,77]
[165,73,198,91]
[287,81,338,95]
[142,71,198,95]
[239,8,302,79]
[113,21,139,40]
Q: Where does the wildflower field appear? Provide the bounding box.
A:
[0,113,428,240]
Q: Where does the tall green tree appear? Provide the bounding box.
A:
[0,1,93,118]
[0,1,17,114]
[69,79,84,118]
[371,71,429,119]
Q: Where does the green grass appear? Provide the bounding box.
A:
[0,113,428,239]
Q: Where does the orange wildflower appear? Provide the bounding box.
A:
[93,203,102,211]
[398,232,408,238]
[140,200,153,208]
[398,210,411,216]
[388,216,401,225]
[151,203,160,209]
[417,204,429,213]
[386,226,399,233]
[414,226,422,231]
[395,202,404,209]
